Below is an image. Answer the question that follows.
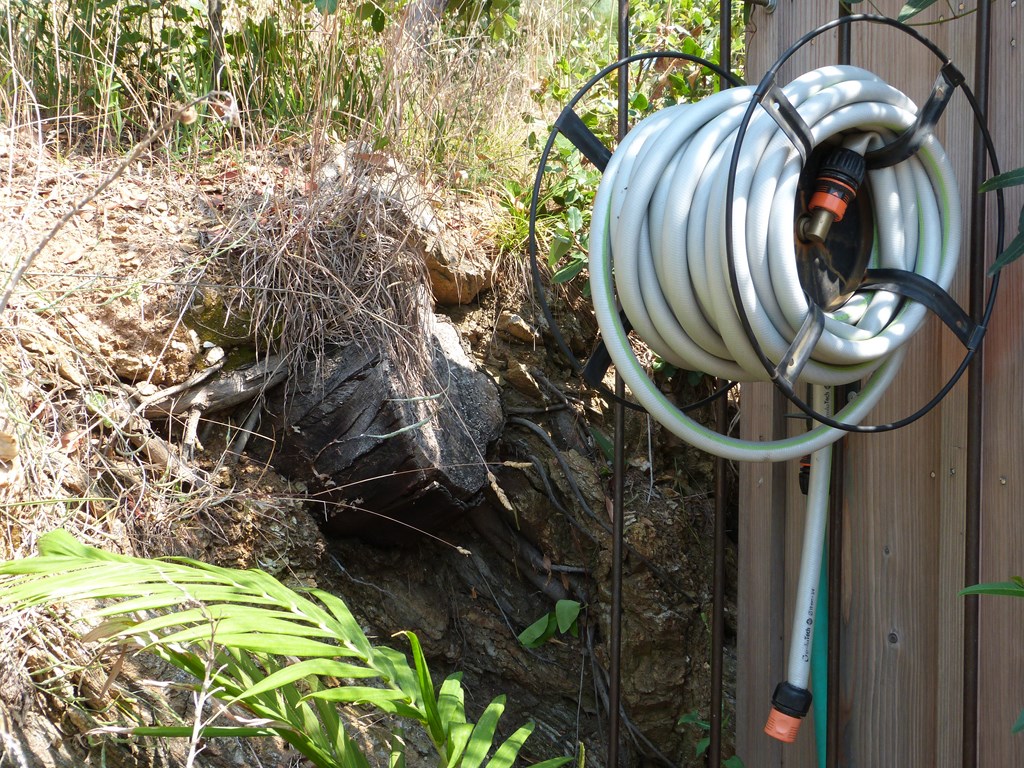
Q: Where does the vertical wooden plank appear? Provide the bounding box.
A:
[737,384,787,768]
[977,3,1024,765]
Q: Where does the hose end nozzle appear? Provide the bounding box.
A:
[764,681,813,743]
[800,147,867,243]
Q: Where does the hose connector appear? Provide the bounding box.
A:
[764,681,813,743]
[799,147,867,243]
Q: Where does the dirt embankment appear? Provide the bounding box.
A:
[0,133,737,768]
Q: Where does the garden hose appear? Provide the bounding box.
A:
[588,64,961,463]
[585,63,969,744]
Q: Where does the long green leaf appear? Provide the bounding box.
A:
[132,613,340,645]
[897,0,938,22]
[484,722,534,768]
[401,631,444,746]
[305,687,423,721]
[988,231,1024,275]
[979,167,1024,193]
[303,686,410,706]
[960,580,1024,597]
[307,588,373,657]
[438,674,466,728]
[232,658,381,702]
[528,758,573,768]
[126,726,279,738]
[156,631,345,657]
[91,589,283,615]
[445,722,475,768]
[461,696,505,768]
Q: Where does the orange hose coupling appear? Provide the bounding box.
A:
[764,681,813,743]
[799,147,867,243]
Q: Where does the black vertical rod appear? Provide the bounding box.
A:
[609,380,626,768]
[708,5,732,766]
[825,17,851,768]
[963,0,992,765]
[608,2,629,766]
[709,386,728,767]
[825,400,845,768]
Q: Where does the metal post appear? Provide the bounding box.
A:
[963,0,992,764]
[609,3,630,766]
[709,5,733,765]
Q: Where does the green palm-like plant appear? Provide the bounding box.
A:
[0,530,570,768]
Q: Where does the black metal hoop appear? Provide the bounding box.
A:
[528,51,744,412]
[723,13,1004,433]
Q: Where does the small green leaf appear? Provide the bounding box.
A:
[552,260,586,284]
[548,236,571,267]
[695,735,710,757]
[724,756,747,768]
[898,0,938,21]
[554,600,581,634]
[630,92,649,111]
[979,167,1024,193]
[517,613,556,648]
[678,710,710,729]
[565,206,583,233]
[589,427,614,463]
[315,0,340,13]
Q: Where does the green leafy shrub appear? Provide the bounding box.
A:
[0,530,571,768]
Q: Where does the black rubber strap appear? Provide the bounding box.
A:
[761,83,814,163]
[864,62,965,169]
[555,107,613,172]
[860,268,983,348]
[773,300,825,392]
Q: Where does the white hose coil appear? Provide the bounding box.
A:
[589,65,961,462]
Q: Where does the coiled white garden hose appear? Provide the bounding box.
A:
[587,64,962,743]
[589,64,962,463]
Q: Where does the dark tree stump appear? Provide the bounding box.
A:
[261,315,502,542]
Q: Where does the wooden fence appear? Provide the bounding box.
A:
[737,1,1024,765]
